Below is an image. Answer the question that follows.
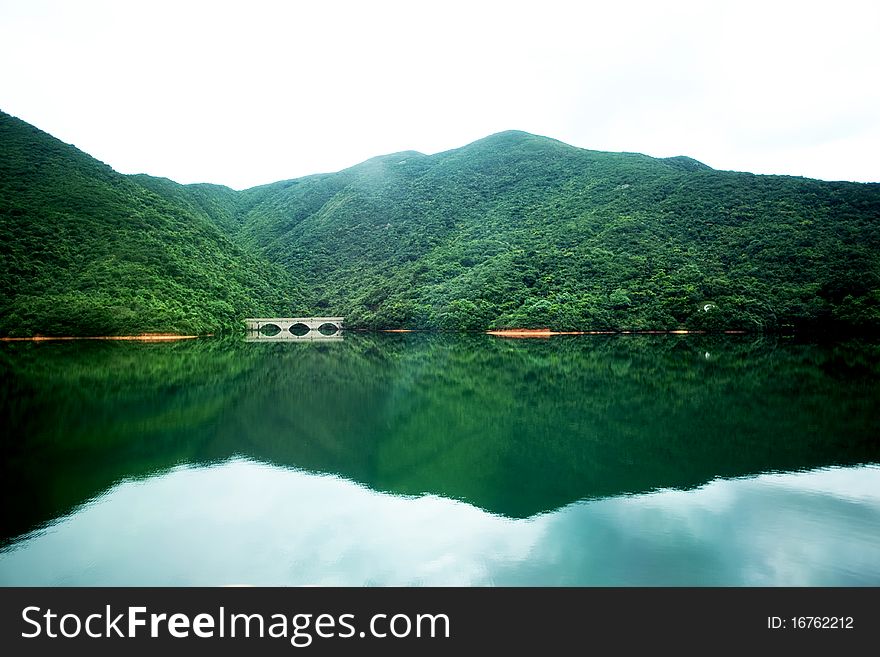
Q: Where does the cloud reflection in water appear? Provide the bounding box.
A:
[1,460,878,586]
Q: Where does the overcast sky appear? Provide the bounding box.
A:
[1,0,877,189]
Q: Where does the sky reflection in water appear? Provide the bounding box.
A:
[2,460,878,586]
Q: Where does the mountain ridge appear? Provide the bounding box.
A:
[1,109,878,335]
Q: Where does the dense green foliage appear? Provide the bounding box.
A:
[0,112,303,336]
[231,132,880,331]
[2,111,879,334]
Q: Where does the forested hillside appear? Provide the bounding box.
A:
[0,112,303,336]
[225,130,880,331]
[2,111,878,335]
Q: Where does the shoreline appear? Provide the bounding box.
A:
[0,329,761,341]
[1,333,203,342]
[484,329,748,338]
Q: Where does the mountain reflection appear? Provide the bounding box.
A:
[1,334,879,545]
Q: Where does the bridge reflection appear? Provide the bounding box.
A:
[246,330,343,342]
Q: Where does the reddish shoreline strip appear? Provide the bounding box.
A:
[487,328,709,338]
[1,334,202,342]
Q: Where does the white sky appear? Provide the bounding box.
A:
[1,0,878,189]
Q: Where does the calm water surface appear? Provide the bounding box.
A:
[1,333,878,585]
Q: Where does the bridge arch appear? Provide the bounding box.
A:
[317,322,340,335]
[289,322,311,336]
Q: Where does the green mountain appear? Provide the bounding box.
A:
[0,111,303,336]
[2,112,879,335]
[228,131,880,331]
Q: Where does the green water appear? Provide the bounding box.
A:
[1,333,878,585]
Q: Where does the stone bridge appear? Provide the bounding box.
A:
[244,317,344,333]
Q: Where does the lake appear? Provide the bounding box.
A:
[1,333,878,585]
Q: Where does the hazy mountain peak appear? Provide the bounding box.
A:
[661,155,713,172]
